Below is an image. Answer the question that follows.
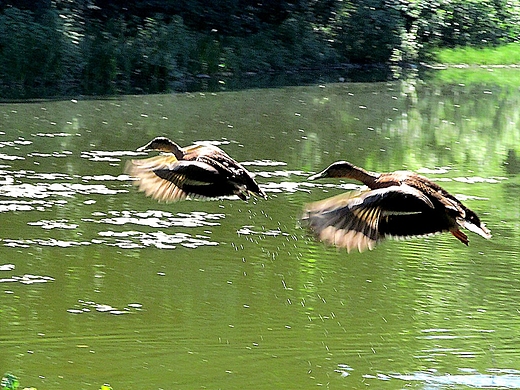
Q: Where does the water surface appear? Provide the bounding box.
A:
[0,80,518,389]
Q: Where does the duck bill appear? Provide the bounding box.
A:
[307,171,327,181]
[461,220,492,239]
[136,142,153,152]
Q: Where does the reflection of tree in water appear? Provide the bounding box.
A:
[504,149,520,174]
[302,81,520,177]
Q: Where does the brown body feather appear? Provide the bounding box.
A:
[303,161,491,252]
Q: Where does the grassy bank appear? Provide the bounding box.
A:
[434,43,520,65]
[429,67,520,88]
[425,43,520,87]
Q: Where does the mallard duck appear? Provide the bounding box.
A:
[125,137,267,202]
[302,161,491,252]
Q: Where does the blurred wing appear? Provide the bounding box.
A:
[125,156,219,202]
[153,160,221,188]
[302,185,435,252]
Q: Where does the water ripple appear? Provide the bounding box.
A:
[81,150,141,162]
[0,153,24,160]
[2,231,218,249]
[27,151,73,158]
[67,300,143,315]
[2,238,90,248]
[255,169,307,178]
[0,182,125,198]
[386,369,520,388]
[27,219,79,230]
[237,226,288,237]
[419,328,495,340]
[454,176,503,184]
[33,132,75,138]
[335,364,520,388]
[82,174,129,181]
[96,230,218,249]
[83,210,225,228]
[2,207,223,249]
[27,172,72,180]
[0,170,72,181]
[0,274,54,284]
[0,199,63,213]
[0,139,32,147]
[241,160,287,167]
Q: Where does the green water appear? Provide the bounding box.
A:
[0,80,519,389]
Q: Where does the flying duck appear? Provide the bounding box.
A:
[302,161,491,252]
[125,137,266,202]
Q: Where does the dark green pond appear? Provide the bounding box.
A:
[0,80,519,389]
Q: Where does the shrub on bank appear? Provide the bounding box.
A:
[1,0,519,98]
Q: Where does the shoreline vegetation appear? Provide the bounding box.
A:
[1,1,520,99]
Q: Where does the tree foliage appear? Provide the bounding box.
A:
[0,0,519,98]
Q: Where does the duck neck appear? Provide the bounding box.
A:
[172,148,185,160]
[166,142,185,160]
[348,166,380,187]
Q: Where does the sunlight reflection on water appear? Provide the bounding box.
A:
[27,219,78,229]
[0,182,125,198]
[84,210,225,228]
[1,229,219,250]
[0,200,51,212]
[81,150,137,162]
[0,153,24,160]
[386,369,520,389]
[96,230,218,249]
[67,300,143,316]
[0,274,54,284]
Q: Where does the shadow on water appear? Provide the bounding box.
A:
[0,79,519,388]
[186,66,393,93]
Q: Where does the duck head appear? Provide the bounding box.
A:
[137,137,184,158]
[460,209,492,239]
[307,161,358,180]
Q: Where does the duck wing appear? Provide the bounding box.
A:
[302,185,440,252]
[154,160,221,187]
[196,152,267,199]
[125,156,221,202]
